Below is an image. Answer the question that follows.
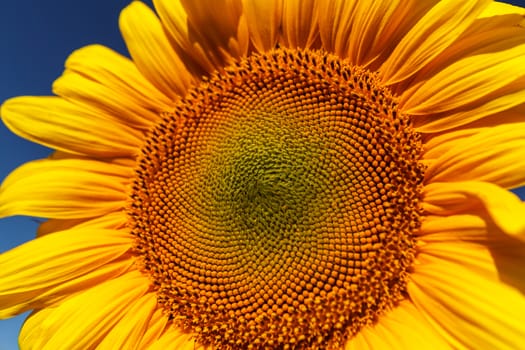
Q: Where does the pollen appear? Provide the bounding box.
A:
[128,48,425,349]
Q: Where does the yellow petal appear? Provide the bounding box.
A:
[119,1,193,98]
[344,0,401,66]
[480,1,525,18]
[137,308,169,349]
[53,72,159,131]
[48,150,138,168]
[242,0,282,52]
[58,44,172,129]
[1,96,143,157]
[180,0,248,60]
[152,0,215,74]
[149,331,199,350]
[66,44,172,104]
[280,0,318,48]
[37,211,128,236]
[317,0,358,56]
[423,128,479,160]
[414,84,525,132]
[456,103,525,131]
[153,0,249,75]
[0,159,131,219]
[400,12,525,122]
[19,270,149,350]
[98,292,158,350]
[417,223,525,295]
[404,12,525,96]
[362,0,440,70]
[417,236,498,281]
[1,258,132,318]
[0,228,132,318]
[402,34,525,115]
[346,300,450,350]
[418,214,487,241]
[424,123,525,189]
[423,181,525,240]
[37,218,86,236]
[381,0,490,84]
[421,104,525,158]
[409,256,525,350]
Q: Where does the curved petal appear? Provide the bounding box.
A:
[48,150,138,168]
[55,44,172,129]
[414,83,525,133]
[421,104,525,158]
[424,123,525,189]
[317,0,358,56]
[480,1,525,18]
[403,12,525,98]
[242,0,282,52]
[153,0,248,74]
[52,72,158,131]
[346,300,450,350]
[344,0,401,66]
[363,0,440,70]
[149,331,200,350]
[417,241,500,282]
[137,309,170,349]
[53,71,158,130]
[65,45,172,112]
[280,0,318,49]
[448,103,525,131]
[152,0,215,74]
[19,270,149,350]
[409,256,525,350]
[180,0,248,60]
[315,0,439,68]
[37,211,128,236]
[418,214,488,242]
[0,228,132,318]
[417,217,525,294]
[1,96,143,157]
[98,292,158,350]
[380,0,490,84]
[1,258,132,319]
[423,181,525,241]
[422,128,480,160]
[0,159,131,219]
[119,1,193,99]
[402,35,525,115]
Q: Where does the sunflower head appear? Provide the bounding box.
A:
[129,47,425,348]
[1,1,525,349]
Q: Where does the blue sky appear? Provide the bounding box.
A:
[0,1,525,349]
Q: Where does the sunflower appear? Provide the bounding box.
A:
[1,0,525,349]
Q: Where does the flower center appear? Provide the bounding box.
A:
[128,48,425,349]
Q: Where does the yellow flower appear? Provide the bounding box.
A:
[2,0,525,349]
